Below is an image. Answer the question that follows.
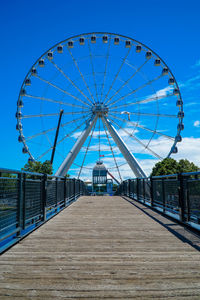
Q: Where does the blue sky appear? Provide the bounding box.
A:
[1,0,200,179]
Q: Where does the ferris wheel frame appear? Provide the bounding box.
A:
[16,32,184,178]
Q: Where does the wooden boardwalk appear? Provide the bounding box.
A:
[0,196,200,299]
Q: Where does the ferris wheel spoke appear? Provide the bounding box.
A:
[87,39,99,102]
[109,93,174,110]
[109,110,177,118]
[22,110,90,119]
[57,115,92,146]
[24,94,89,109]
[67,48,96,104]
[105,60,149,105]
[108,74,163,108]
[49,59,93,106]
[102,120,122,182]
[108,116,163,159]
[37,148,52,160]
[78,119,97,179]
[103,47,132,104]
[109,113,174,140]
[100,35,111,102]
[26,115,89,141]
[34,74,89,106]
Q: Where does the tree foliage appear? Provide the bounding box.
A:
[151,158,199,176]
[22,160,53,175]
[177,159,199,173]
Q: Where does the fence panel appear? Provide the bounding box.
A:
[24,179,42,224]
[164,179,179,214]
[187,179,200,224]
[0,169,86,253]
[116,172,200,233]
[0,176,18,235]
[46,180,57,207]
[152,179,163,208]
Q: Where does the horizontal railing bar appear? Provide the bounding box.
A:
[0,167,87,254]
[117,172,200,234]
[0,227,20,242]
[0,221,18,234]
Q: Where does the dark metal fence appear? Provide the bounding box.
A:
[0,168,86,253]
[117,172,200,232]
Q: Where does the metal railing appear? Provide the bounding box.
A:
[0,168,86,253]
[117,172,200,232]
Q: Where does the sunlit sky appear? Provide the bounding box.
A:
[1,0,200,180]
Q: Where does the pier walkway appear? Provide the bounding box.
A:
[0,196,200,299]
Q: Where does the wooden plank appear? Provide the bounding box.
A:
[0,196,200,299]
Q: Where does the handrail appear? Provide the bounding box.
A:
[116,172,200,233]
[0,168,87,254]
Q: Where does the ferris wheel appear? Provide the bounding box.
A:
[16,32,184,180]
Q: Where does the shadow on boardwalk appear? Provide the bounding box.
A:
[0,196,200,299]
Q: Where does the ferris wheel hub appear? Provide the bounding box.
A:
[92,103,108,117]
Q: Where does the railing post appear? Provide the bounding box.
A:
[150,176,154,207]
[78,179,81,197]
[42,174,47,221]
[17,173,23,236]
[162,178,166,213]
[178,173,185,222]
[128,179,131,198]
[73,178,76,200]
[64,177,67,207]
[22,173,26,229]
[143,179,146,203]
[136,178,139,201]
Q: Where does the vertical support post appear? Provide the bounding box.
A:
[67,179,69,203]
[128,179,131,198]
[78,180,80,197]
[64,177,67,207]
[136,178,140,201]
[42,174,47,221]
[150,176,154,207]
[50,109,64,165]
[143,179,146,203]
[162,178,166,213]
[22,173,26,229]
[73,178,76,201]
[178,173,185,222]
[185,178,190,222]
[17,173,23,236]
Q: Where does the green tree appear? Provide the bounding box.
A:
[177,159,199,173]
[22,160,53,175]
[151,158,179,176]
[151,158,199,176]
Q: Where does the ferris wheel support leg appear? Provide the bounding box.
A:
[55,115,98,177]
[101,116,147,178]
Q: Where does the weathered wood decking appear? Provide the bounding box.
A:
[0,196,200,299]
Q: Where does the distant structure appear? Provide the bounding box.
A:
[93,161,107,185]
[92,161,116,195]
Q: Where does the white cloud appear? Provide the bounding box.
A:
[71,137,200,181]
[179,74,200,90]
[71,130,107,139]
[194,120,200,127]
[192,59,200,68]
[136,86,173,105]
